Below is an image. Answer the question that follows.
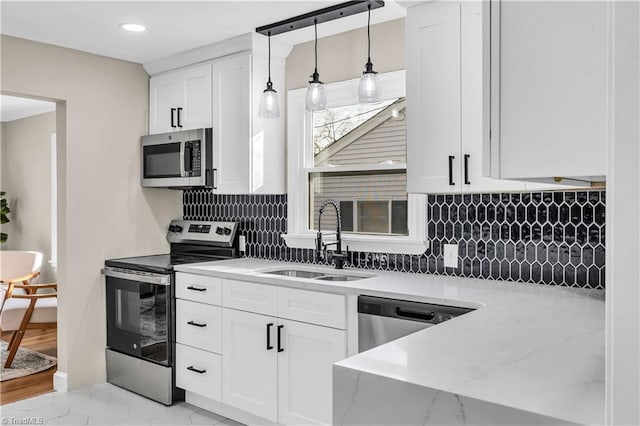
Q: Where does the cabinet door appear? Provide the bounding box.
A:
[179,63,212,131]
[149,73,180,134]
[488,1,608,181]
[277,319,346,426]
[407,2,462,193]
[212,53,251,193]
[222,308,277,421]
[461,1,526,193]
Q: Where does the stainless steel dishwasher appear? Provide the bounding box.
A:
[358,295,474,352]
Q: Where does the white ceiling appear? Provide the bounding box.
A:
[1,95,56,122]
[0,1,407,65]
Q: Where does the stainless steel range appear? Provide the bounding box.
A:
[102,219,239,405]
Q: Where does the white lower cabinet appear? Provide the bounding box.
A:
[277,319,346,426]
[178,276,348,426]
[222,308,278,422]
[176,343,222,402]
[221,308,347,425]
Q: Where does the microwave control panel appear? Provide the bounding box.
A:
[186,140,201,177]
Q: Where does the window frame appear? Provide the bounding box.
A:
[283,70,429,255]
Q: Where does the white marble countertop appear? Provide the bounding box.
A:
[175,258,605,425]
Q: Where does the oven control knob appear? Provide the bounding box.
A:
[174,225,183,233]
[216,227,224,235]
[223,227,232,235]
[169,225,176,232]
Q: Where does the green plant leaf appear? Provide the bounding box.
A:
[0,233,7,244]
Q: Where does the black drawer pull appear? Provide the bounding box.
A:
[448,155,455,186]
[186,286,206,292]
[277,324,284,352]
[187,366,206,374]
[266,323,274,350]
[187,321,207,328]
[395,308,435,322]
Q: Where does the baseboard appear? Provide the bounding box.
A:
[53,371,68,392]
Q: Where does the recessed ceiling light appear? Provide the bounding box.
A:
[120,23,146,32]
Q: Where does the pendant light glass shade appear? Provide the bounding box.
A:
[258,32,280,118]
[305,81,327,112]
[358,5,382,104]
[358,68,382,103]
[259,83,280,118]
[305,20,327,112]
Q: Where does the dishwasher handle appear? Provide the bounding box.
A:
[395,308,435,322]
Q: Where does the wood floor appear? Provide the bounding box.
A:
[1,328,57,405]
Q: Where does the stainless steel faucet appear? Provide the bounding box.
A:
[316,199,350,269]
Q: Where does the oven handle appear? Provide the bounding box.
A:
[101,267,170,286]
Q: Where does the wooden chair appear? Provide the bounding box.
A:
[0,251,55,368]
[0,250,44,306]
[0,273,57,368]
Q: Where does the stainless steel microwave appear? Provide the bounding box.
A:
[141,128,213,188]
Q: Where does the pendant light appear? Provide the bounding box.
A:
[259,32,280,118]
[305,19,327,112]
[358,4,382,104]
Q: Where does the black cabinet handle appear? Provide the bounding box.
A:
[187,321,207,328]
[277,325,284,352]
[171,108,176,128]
[448,155,455,186]
[187,366,206,374]
[177,107,183,128]
[464,154,471,185]
[186,286,206,292]
[266,323,274,350]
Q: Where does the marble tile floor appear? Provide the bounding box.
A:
[0,383,246,426]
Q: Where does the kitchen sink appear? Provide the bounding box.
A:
[264,269,369,281]
[315,275,364,282]
[267,269,327,279]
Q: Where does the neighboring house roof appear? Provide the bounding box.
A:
[314,98,407,166]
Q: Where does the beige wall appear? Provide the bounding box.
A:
[1,111,57,282]
[286,18,405,90]
[1,35,182,389]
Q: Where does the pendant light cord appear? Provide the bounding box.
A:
[314,19,318,74]
[267,31,272,84]
[367,4,371,63]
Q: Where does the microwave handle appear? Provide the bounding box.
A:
[184,143,192,173]
[179,142,186,177]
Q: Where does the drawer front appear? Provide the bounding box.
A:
[176,273,222,305]
[176,299,222,353]
[176,343,221,401]
[278,287,346,329]
[222,280,278,317]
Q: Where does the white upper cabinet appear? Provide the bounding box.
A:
[484,0,609,182]
[211,53,251,194]
[146,33,288,193]
[406,1,527,194]
[149,63,212,134]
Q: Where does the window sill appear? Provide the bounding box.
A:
[281,233,429,255]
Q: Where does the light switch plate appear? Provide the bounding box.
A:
[443,243,459,268]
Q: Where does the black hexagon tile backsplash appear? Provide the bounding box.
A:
[183,190,605,289]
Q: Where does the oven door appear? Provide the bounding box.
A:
[103,267,172,366]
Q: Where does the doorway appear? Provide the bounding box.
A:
[0,94,58,403]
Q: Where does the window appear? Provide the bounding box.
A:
[284,71,427,254]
